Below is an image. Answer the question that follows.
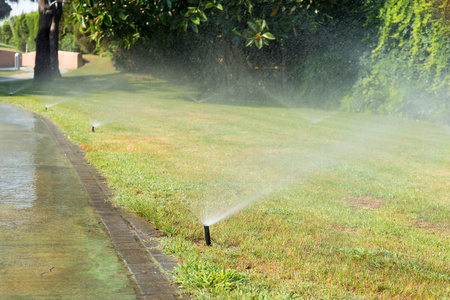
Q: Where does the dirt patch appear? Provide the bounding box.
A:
[414,219,450,237]
[340,196,385,210]
[330,223,359,234]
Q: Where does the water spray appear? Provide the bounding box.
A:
[204,225,211,246]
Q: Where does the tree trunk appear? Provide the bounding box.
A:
[50,2,62,79]
[34,0,53,82]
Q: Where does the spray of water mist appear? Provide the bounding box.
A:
[90,120,115,132]
[1,80,33,96]
[265,90,344,124]
[191,113,395,245]
[443,124,450,134]
[0,84,11,95]
[93,80,118,91]
[41,74,125,111]
[87,102,124,132]
[184,92,226,104]
[43,95,85,110]
[44,101,67,109]
[43,89,82,109]
[184,94,209,104]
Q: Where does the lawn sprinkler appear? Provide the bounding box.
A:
[92,125,95,132]
[204,225,211,246]
[9,92,12,96]
[45,106,48,111]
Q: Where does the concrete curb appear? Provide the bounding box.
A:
[40,116,189,300]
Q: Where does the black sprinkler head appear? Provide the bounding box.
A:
[9,93,12,96]
[45,106,48,111]
[204,225,211,246]
[92,126,95,132]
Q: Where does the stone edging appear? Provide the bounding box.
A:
[40,116,189,300]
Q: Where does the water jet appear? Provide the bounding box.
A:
[204,225,211,246]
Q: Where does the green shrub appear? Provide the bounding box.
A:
[348,0,450,123]
[0,23,13,44]
[60,34,79,52]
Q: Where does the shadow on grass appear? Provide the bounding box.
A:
[0,68,342,111]
[0,72,174,99]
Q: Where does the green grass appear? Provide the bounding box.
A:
[0,42,17,51]
[0,70,27,77]
[1,55,449,299]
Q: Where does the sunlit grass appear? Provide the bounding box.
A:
[1,55,449,299]
[0,69,26,77]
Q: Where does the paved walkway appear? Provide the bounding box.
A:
[0,67,70,82]
[0,102,187,299]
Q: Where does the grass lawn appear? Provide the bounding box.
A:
[0,69,27,77]
[1,55,449,299]
[0,43,16,51]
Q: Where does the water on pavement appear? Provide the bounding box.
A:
[0,103,136,298]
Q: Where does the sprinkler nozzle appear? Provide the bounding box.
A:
[92,126,95,132]
[9,93,12,96]
[204,225,211,246]
[45,106,48,111]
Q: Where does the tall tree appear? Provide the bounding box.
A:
[50,1,62,78]
[3,0,63,82]
[35,0,63,82]
[34,0,53,82]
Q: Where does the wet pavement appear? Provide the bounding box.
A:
[0,102,185,299]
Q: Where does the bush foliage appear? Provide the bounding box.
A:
[73,0,449,122]
[81,0,378,109]
[0,12,39,52]
[2,1,447,122]
[347,0,450,123]
[0,7,94,54]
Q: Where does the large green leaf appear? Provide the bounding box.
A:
[262,32,275,40]
[205,2,214,9]
[191,16,201,25]
[256,38,263,49]
[118,12,127,21]
[199,11,208,22]
[247,21,257,32]
[104,14,112,27]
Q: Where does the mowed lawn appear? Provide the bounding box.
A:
[2,55,449,299]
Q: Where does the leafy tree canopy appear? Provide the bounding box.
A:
[0,0,12,19]
[69,0,370,49]
[71,0,449,122]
